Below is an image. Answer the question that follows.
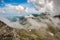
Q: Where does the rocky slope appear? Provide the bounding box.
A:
[0,13,60,40]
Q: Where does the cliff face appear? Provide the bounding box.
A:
[0,13,60,40]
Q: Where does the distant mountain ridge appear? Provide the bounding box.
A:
[0,13,60,30]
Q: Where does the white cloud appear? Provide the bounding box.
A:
[5,4,25,14]
[0,3,39,15]
[28,0,36,3]
[25,7,38,13]
[0,4,26,15]
[28,0,54,13]
[0,9,6,13]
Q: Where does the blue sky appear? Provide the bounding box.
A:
[0,0,39,20]
[0,0,27,7]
